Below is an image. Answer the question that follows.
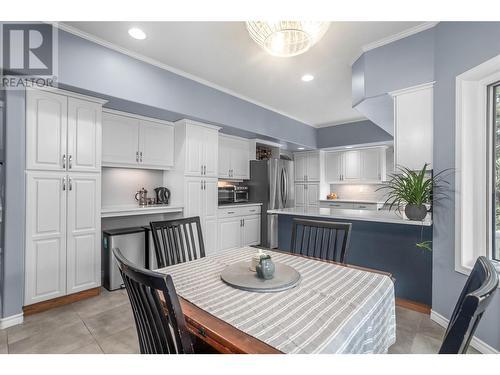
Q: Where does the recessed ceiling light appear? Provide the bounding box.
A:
[345,146,353,149]
[128,27,146,40]
[298,147,305,150]
[301,74,314,82]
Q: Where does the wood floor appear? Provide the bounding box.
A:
[0,287,479,354]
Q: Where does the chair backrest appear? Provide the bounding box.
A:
[113,247,194,354]
[290,218,352,263]
[439,256,498,354]
[150,217,205,268]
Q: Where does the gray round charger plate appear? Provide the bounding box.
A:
[220,261,301,292]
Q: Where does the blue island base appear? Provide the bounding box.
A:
[277,215,432,305]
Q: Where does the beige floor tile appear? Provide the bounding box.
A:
[97,326,140,354]
[68,341,104,354]
[82,303,135,341]
[72,288,129,320]
[8,320,94,354]
[410,332,443,354]
[7,304,81,344]
[0,329,8,354]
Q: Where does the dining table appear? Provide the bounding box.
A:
[155,246,396,354]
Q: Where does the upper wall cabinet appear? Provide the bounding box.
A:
[26,89,105,172]
[219,134,251,180]
[173,119,221,177]
[391,83,434,171]
[294,151,322,182]
[324,146,389,183]
[102,110,174,170]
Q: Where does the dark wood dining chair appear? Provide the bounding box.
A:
[439,256,498,354]
[150,216,206,268]
[112,247,194,354]
[290,218,352,263]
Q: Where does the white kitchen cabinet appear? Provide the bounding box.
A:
[102,110,174,170]
[295,183,319,208]
[360,148,382,181]
[184,177,219,255]
[66,174,101,294]
[181,121,220,177]
[26,89,67,171]
[25,172,101,305]
[343,151,361,180]
[217,214,261,252]
[25,172,68,304]
[67,98,102,172]
[294,151,322,182]
[391,83,433,170]
[218,134,250,179]
[325,152,343,182]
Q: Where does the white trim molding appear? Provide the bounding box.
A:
[455,54,500,275]
[430,310,499,354]
[0,313,23,330]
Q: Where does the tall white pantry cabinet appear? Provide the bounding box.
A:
[24,88,106,306]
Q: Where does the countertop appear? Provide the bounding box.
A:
[267,207,432,226]
[319,199,385,204]
[218,203,263,209]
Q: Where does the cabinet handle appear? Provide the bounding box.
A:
[242,218,245,226]
[68,177,72,191]
[201,180,203,190]
[201,165,204,175]
[204,165,207,175]
[62,176,66,191]
[358,205,366,209]
[249,209,256,212]
[62,154,66,169]
[203,180,206,190]
[140,151,143,162]
[136,151,139,162]
[228,211,235,214]
[68,155,72,169]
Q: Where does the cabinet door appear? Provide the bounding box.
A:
[139,120,174,169]
[202,178,218,254]
[343,150,361,180]
[218,136,231,178]
[295,184,306,206]
[325,152,342,182]
[26,89,67,171]
[184,177,203,218]
[66,174,101,294]
[242,215,261,246]
[232,138,250,179]
[203,127,219,177]
[306,184,319,207]
[102,112,140,167]
[204,217,218,256]
[185,125,204,176]
[217,217,242,252]
[67,98,102,172]
[25,172,67,305]
[360,148,381,181]
[294,153,306,182]
[306,152,320,181]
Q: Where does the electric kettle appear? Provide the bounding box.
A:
[154,187,170,205]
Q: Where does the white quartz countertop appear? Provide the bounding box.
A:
[319,199,385,204]
[267,207,432,226]
[218,203,263,209]
[101,205,184,218]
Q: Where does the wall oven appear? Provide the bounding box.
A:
[218,185,249,204]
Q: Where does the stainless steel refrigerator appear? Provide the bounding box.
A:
[248,159,294,248]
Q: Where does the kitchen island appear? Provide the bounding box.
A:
[268,207,432,306]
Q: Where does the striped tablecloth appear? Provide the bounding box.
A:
[156,247,396,354]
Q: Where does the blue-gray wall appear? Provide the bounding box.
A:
[355,21,500,351]
[316,120,392,149]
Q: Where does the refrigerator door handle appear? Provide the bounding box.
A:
[281,167,288,207]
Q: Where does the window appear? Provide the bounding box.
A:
[492,83,500,262]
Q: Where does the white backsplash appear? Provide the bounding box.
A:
[329,184,387,202]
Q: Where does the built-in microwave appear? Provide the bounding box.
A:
[218,185,249,205]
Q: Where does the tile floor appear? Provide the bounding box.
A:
[0,288,479,354]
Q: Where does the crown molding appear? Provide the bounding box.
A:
[313,117,367,128]
[52,22,314,127]
[351,22,439,65]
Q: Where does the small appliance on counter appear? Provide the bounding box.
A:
[154,187,170,204]
[218,185,249,205]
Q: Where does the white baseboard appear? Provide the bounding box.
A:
[0,313,23,330]
[430,310,499,354]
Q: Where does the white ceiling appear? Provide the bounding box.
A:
[63,21,424,127]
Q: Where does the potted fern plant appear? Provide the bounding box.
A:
[378,164,448,221]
